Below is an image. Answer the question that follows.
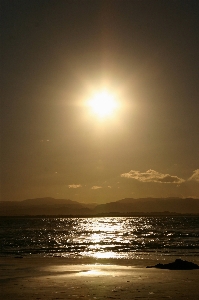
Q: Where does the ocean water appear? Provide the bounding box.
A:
[0,216,199,260]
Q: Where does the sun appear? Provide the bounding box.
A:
[88,90,118,118]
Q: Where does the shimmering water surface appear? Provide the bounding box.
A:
[1,216,199,259]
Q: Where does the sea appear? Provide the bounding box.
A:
[1,216,199,261]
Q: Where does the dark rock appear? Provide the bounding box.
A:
[146,259,199,270]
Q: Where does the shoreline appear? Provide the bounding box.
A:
[1,256,199,299]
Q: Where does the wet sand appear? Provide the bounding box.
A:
[1,257,199,299]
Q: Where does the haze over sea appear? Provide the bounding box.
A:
[1,216,199,262]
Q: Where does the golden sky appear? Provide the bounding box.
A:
[1,0,199,203]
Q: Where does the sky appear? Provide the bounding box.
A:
[1,0,199,203]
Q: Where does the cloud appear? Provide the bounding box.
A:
[68,184,82,189]
[121,169,185,184]
[91,186,102,190]
[188,169,199,182]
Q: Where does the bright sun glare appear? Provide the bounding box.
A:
[88,90,118,118]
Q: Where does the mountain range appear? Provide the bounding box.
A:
[0,197,199,216]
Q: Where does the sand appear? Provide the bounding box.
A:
[1,256,199,299]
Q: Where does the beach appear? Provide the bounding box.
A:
[1,256,199,300]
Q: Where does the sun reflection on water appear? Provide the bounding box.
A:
[4,216,198,259]
[93,251,117,259]
[79,218,129,259]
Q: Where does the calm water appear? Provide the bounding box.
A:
[0,216,199,259]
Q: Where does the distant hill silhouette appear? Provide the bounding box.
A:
[93,197,199,214]
[0,197,199,216]
[0,197,92,216]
